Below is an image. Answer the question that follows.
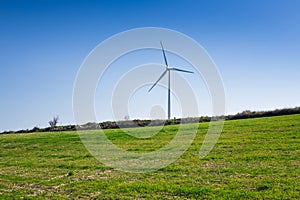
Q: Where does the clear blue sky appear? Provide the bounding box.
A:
[0,0,299,131]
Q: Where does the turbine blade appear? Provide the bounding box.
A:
[148,70,167,92]
[170,67,194,73]
[160,41,168,66]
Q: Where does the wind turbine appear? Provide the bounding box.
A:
[148,41,193,120]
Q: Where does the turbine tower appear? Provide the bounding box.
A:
[148,41,193,119]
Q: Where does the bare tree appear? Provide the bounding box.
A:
[124,115,130,120]
[49,116,59,127]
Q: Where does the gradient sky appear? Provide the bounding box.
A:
[0,0,299,131]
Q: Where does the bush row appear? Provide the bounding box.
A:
[1,107,299,134]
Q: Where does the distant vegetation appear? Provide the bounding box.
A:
[48,116,59,128]
[1,107,300,134]
[225,107,300,120]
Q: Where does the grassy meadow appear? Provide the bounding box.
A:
[0,114,299,199]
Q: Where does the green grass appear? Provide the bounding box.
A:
[0,115,299,199]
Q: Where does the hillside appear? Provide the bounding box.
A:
[0,114,299,199]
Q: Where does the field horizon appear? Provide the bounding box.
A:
[2,106,300,134]
[0,114,299,199]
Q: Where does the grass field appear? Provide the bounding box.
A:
[0,115,299,199]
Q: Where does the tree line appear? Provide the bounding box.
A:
[1,107,300,134]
